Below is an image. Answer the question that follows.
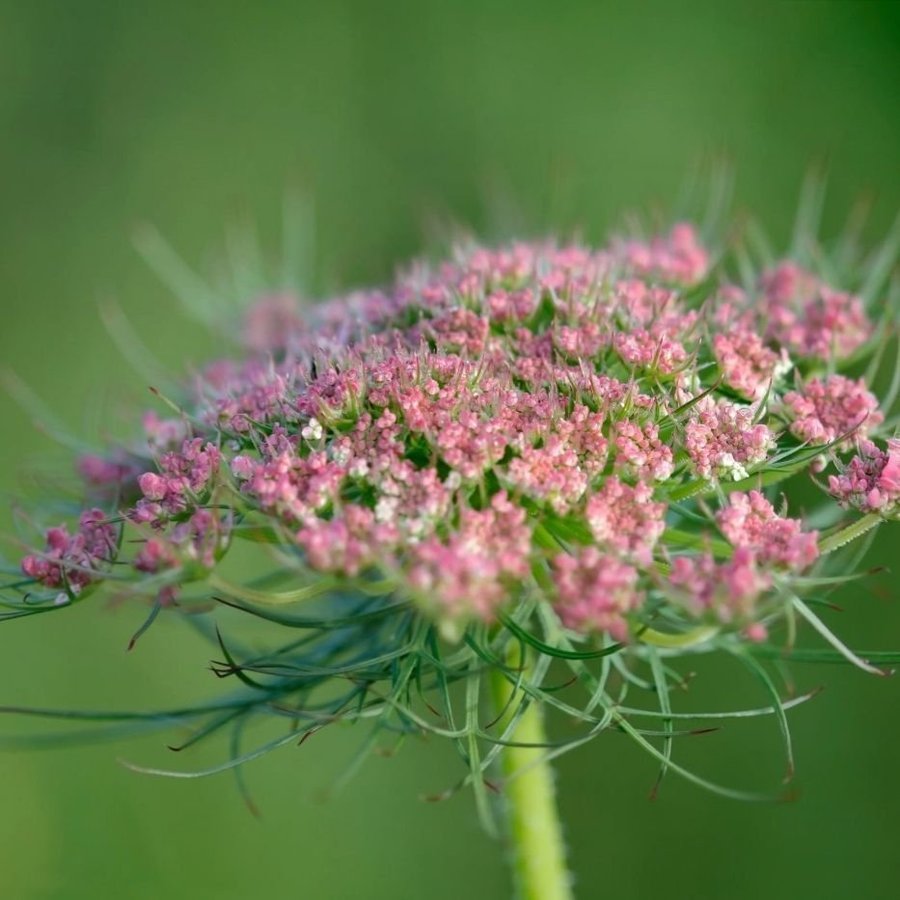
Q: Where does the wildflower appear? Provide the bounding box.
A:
[761,262,872,360]
[297,505,384,577]
[21,509,117,596]
[552,548,642,640]
[409,492,531,624]
[18,226,884,636]
[8,207,900,895]
[713,327,791,400]
[829,439,900,514]
[552,322,608,361]
[684,400,774,481]
[716,491,819,571]
[614,279,680,328]
[238,449,346,524]
[613,420,674,482]
[300,417,324,442]
[783,375,883,447]
[423,309,491,356]
[134,537,178,574]
[669,547,771,626]
[585,477,666,565]
[132,439,221,524]
[142,411,189,449]
[616,223,709,284]
[613,329,688,375]
[507,439,588,512]
[485,288,538,323]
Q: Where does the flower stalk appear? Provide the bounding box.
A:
[491,643,573,900]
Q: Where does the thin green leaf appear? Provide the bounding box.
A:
[120,724,316,779]
[727,648,795,781]
[613,713,784,802]
[618,687,821,721]
[749,645,900,666]
[790,596,890,676]
[647,649,673,796]
[500,613,624,661]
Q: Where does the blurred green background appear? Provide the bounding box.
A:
[1,1,899,898]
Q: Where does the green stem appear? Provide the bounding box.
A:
[491,646,573,900]
[817,512,882,555]
[639,624,720,649]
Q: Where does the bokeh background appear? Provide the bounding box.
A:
[1,2,899,898]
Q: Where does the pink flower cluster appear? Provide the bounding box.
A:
[829,439,900,514]
[77,453,142,490]
[761,262,872,360]
[684,401,774,481]
[19,222,888,643]
[506,405,609,512]
[553,549,642,641]
[22,509,117,597]
[134,509,227,575]
[234,448,345,525]
[716,491,819,571]
[133,439,221,524]
[614,329,688,375]
[617,223,710,284]
[297,505,386,577]
[507,440,589,513]
[670,547,771,634]
[409,493,531,622]
[713,327,791,400]
[784,375,883,448]
[585,477,666,565]
[613,421,674,482]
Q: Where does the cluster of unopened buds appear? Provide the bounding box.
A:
[5,208,900,814]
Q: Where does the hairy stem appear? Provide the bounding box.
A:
[818,512,882,556]
[491,645,573,900]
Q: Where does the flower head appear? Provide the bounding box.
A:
[829,439,900,515]
[784,375,883,448]
[761,262,872,360]
[669,547,771,628]
[7,207,899,814]
[552,548,642,641]
[684,400,774,482]
[21,509,118,597]
[716,490,819,571]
